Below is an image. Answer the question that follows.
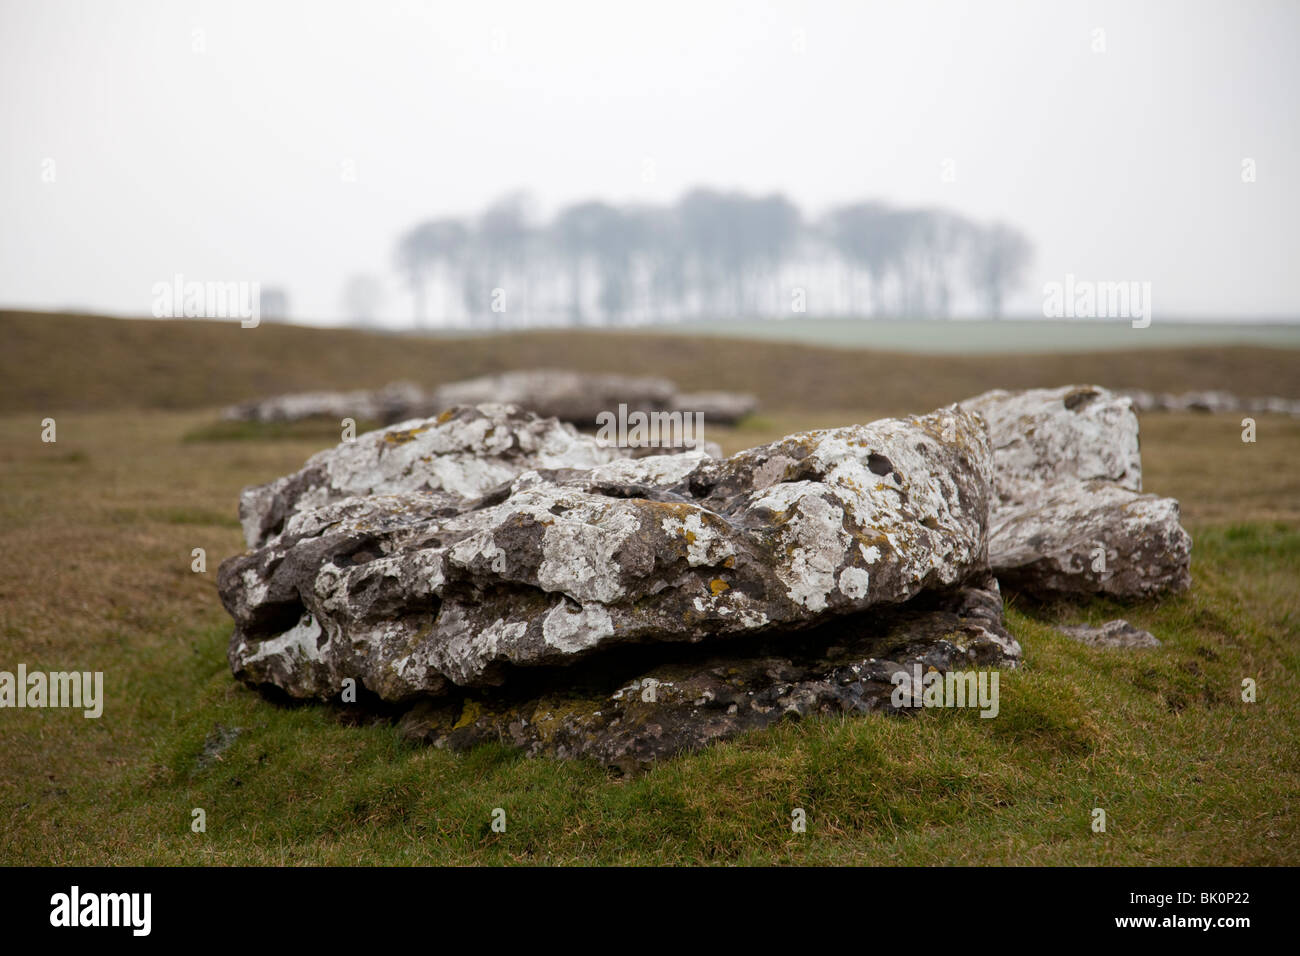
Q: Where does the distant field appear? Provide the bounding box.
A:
[610,317,1300,354]
[4,310,1300,416]
[1,311,1297,865]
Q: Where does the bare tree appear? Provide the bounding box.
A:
[967,221,1033,318]
[341,274,384,327]
[476,191,535,327]
[394,190,1033,326]
[823,201,901,315]
[396,218,467,326]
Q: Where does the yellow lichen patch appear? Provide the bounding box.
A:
[640,500,695,518]
[722,556,735,568]
[528,695,604,742]
[452,698,484,730]
[384,425,431,444]
[709,578,730,595]
[435,409,455,424]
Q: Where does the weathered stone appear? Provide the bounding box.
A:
[990,482,1191,598]
[222,381,431,425]
[235,402,630,550]
[962,385,1191,598]
[1059,619,1160,649]
[220,370,761,430]
[220,402,996,705]
[431,369,677,427]
[197,723,244,769]
[669,391,759,424]
[219,385,1195,768]
[398,576,1017,773]
[1122,389,1300,418]
[963,385,1142,506]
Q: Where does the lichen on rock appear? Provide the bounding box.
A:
[218,386,1188,769]
[962,385,1191,598]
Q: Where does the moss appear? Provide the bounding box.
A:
[452,698,485,730]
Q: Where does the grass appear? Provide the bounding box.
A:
[1,314,1297,865]
[5,309,1300,417]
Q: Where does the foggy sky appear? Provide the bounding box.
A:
[2,0,1297,325]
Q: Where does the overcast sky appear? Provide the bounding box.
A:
[2,0,1297,324]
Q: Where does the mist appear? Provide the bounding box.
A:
[2,0,1298,325]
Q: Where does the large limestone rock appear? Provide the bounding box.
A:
[962,385,1191,598]
[219,402,998,708]
[221,385,1194,768]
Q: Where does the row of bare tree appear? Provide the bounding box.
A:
[367,189,1032,327]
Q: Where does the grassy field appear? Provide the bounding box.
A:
[655,316,1300,353]
[6,309,1300,416]
[1,312,1298,865]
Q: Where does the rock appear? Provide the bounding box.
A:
[221,370,762,430]
[431,369,677,427]
[962,385,1191,598]
[1179,390,1240,414]
[398,576,1018,773]
[1121,389,1300,418]
[197,723,243,769]
[220,402,997,706]
[1059,619,1160,648]
[669,391,759,424]
[990,482,1191,598]
[219,386,1196,768]
[1245,395,1300,417]
[222,381,431,425]
[964,384,1143,504]
[235,403,630,550]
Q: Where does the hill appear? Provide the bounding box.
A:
[4,309,1300,415]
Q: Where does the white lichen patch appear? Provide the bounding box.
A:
[244,613,324,666]
[838,566,870,599]
[542,601,614,654]
[660,510,736,567]
[535,505,640,603]
[751,486,849,611]
[448,529,508,574]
